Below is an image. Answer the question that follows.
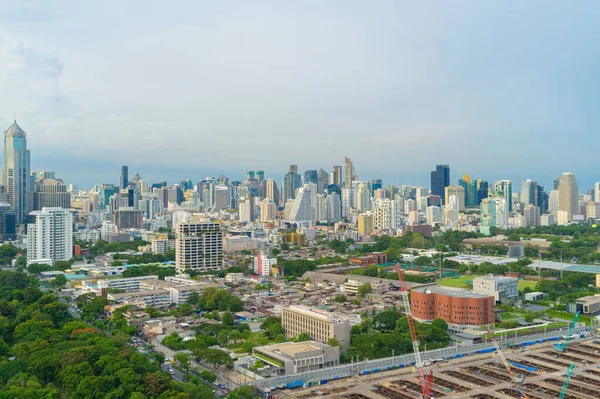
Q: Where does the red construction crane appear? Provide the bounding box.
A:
[396,263,433,398]
[486,329,524,383]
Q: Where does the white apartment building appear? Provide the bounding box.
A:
[373,198,402,231]
[281,305,354,348]
[473,274,518,303]
[225,273,245,284]
[27,207,73,265]
[175,222,224,273]
[254,253,277,277]
[151,238,173,255]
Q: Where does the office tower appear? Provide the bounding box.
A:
[326,192,341,223]
[266,178,280,206]
[444,195,459,228]
[213,186,230,211]
[0,203,16,241]
[27,207,73,264]
[175,222,224,273]
[120,166,128,190]
[238,195,256,223]
[493,180,513,212]
[594,182,600,203]
[415,187,428,212]
[519,179,539,210]
[445,185,465,211]
[260,197,276,222]
[3,121,31,224]
[408,210,419,226]
[430,165,450,204]
[304,170,318,185]
[385,185,399,200]
[246,171,255,181]
[558,172,579,221]
[549,190,560,213]
[374,189,386,199]
[344,157,356,187]
[480,198,496,235]
[256,170,264,182]
[285,185,313,227]
[536,186,548,214]
[585,202,600,220]
[315,194,327,223]
[341,188,355,218]
[138,195,163,219]
[331,166,342,186]
[282,165,302,204]
[98,184,118,211]
[33,176,71,210]
[370,179,382,195]
[425,206,442,226]
[317,169,329,194]
[355,182,372,212]
[426,195,442,207]
[495,197,509,228]
[112,207,143,229]
[523,205,541,227]
[357,213,374,235]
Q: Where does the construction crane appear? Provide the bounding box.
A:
[555,311,581,352]
[396,263,433,399]
[514,385,530,399]
[486,329,524,383]
[559,364,575,399]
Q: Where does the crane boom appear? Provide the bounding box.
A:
[396,263,432,398]
[514,385,530,399]
[486,329,523,383]
[559,364,575,399]
[555,311,580,352]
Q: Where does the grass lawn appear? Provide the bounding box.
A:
[546,309,593,326]
[518,280,538,291]
[438,275,472,288]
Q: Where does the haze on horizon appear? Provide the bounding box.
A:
[1,1,599,190]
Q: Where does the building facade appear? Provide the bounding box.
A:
[472,275,518,303]
[175,222,224,273]
[281,305,352,348]
[26,207,73,264]
[3,121,31,224]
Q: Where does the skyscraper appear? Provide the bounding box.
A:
[558,172,579,221]
[430,165,450,204]
[344,157,356,187]
[317,169,329,194]
[3,121,31,224]
[519,179,539,210]
[282,165,301,204]
[175,222,224,273]
[493,180,513,212]
[120,166,128,190]
[304,170,318,185]
[266,178,280,206]
[331,166,342,186]
[33,176,71,210]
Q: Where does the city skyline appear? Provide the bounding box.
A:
[1,2,600,189]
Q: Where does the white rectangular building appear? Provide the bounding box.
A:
[27,207,73,265]
[254,253,277,277]
[473,274,518,302]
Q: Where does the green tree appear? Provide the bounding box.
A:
[174,353,191,371]
[296,332,311,342]
[357,283,372,298]
[373,310,400,331]
[202,348,233,371]
[327,337,343,349]
[334,294,347,303]
[227,386,255,399]
[432,318,448,332]
[52,274,67,288]
[200,370,217,383]
[221,311,234,326]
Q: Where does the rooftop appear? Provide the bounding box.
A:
[412,285,494,299]
[575,295,600,305]
[474,274,517,281]
[254,341,334,360]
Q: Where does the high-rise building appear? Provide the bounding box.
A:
[326,192,341,223]
[373,198,401,231]
[175,222,224,273]
[425,206,442,226]
[33,176,71,210]
[26,207,73,264]
[355,182,372,212]
[549,189,560,213]
[238,195,256,223]
[493,180,513,212]
[3,121,31,224]
[254,253,277,277]
[430,165,450,204]
[357,213,373,235]
[445,185,465,211]
[331,166,342,186]
[480,197,496,235]
[344,157,356,188]
[444,195,460,228]
[558,172,579,221]
[523,205,541,227]
[341,188,354,218]
[317,169,329,194]
[266,178,280,206]
[285,185,313,227]
[0,203,16,241]
[120,166,128,190]
[304,170,318,185]
[112,207,143,229]
[282,165,302,204]
[260,197,276,222]
[594,182,600,203]
[519,179,538,209]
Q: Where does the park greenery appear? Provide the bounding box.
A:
[0,270,215,399]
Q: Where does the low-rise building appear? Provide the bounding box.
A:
[252,341,339,375]
[281,305,358,348]
[411,285,495,333]
[348,252,388,266]
[524,291,545,302]
[473,274,518,303]
[573,295,600,315]
[225,273,244,284]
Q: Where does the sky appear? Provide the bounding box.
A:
[1,1,599,191]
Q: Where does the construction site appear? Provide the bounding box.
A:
[260,265,596,399]
[275,338,600,399]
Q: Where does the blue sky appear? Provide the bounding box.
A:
[1,1,599,191]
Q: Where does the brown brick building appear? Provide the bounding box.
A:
[411,286,495,333]
[348,252,388,266]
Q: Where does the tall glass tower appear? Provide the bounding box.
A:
[3,121,31,224]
